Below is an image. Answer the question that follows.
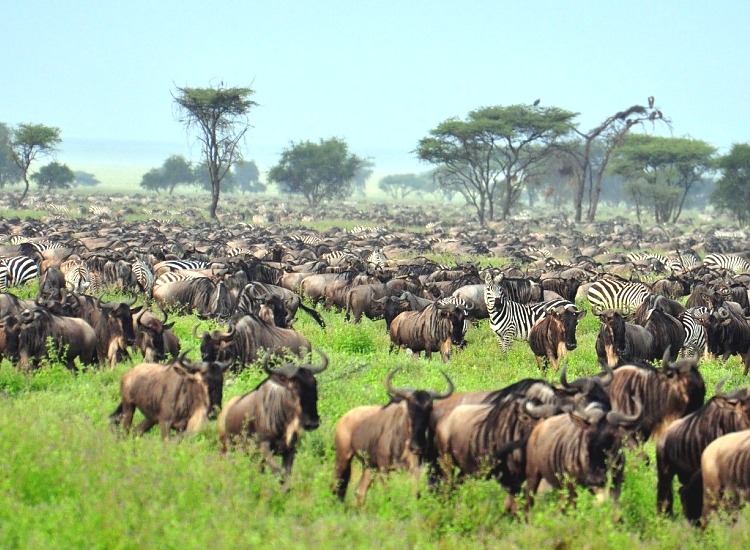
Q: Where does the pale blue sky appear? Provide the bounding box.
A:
[2,1,748,177]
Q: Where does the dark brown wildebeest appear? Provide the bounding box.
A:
[595,309,654,367]
[133,309,180,363]
[528,304,586,371]
[700,429,750,525]
[389,300,469,362]
[333,369,454,505]
[198,313,311,371]
[524,398,642,516]
[606,349,705,442]
[109,353,230,438]
[656,380,750,522]
[152,277,233,319]
[217,350,328,480]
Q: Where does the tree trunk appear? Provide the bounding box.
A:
[209,182,220,220]
[19,177,30,205]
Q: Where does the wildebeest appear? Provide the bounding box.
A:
[388,300,469,362]
[133,309,180,363]
[700,429,750,525]
[333,369,454,505]
[606,350,705,442]
[235,281,325,328]
[656,380,750,521]
[528,304,586,371]
[383,291,434,331]
[524,398,642,515]
[109,353,231,438]
[199,313,311,370]
[4,307,97,370]
[217,350,328,479]
[152,278,233,319]
[595,309,654,367]
[703,301,750,374]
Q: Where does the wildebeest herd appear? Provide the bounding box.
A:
[3,194,750,526]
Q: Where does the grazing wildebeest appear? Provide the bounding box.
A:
[528,304,586,371]
[198,313,311,371]
[217,350,328,480]
[333,369,454,505]
[700,429,750,525]
[524,398,642,516]
[389,300,469,362]
[109,353,231,438]
[606,350,705,442]
[656,380,750,522]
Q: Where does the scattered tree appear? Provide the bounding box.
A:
[0,123,23,189]
[416,104,577,224]
[140,168,168,194]
[9,123,61,204]
[378,172,433,199]
[233,159,265,193]
[31,161,74,191]
[193,159,236,193]
[351,158,375,197]
[73,170,100,187]
[268,137,367,206]
[172,84,257,219]
[567,99,669,222]
[609,134,716,223]
[712,143,750,226]
[162,154,194,194]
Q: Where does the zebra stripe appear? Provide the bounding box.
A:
[680,307,708,359]
[586,278,651,315]
[484,274,572,352]
[60,260,91,293]
[0,256,40,291]
[364,248,387,270]
[153,271,206,288]
[156,260,212,272]
[132,259,155,294]
[703,253,750,275]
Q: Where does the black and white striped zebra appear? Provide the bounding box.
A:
[363,248,387,271]
[586,277,652,315]
[484,273,572,352]
[626,252,674,273]
[291,234,322,246]
[153,260,212,277]
[680,307,708,359]
[153,270,208,288]
[131,259,155,295]
[322,250,360,266]
[703,253,750,275]
[0,256,40,292]
[60,259,91,293]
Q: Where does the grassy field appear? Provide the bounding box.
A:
[1,280,750,550]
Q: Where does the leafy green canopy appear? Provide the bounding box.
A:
[31,161,74,190]
[712,142,750,226]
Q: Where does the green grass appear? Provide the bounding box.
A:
[2,292,750,549]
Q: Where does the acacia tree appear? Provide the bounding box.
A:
[416,104,576,224]
[0,123,23,189]
[567,99,669,222]
[233,159,265,193]
[172,84,257,219]
[10,123,61,204]
[609,135,716,223]
[267,137,367,206]
[378,173,433,199]
[31,161,74,190]
[711,143,750,226]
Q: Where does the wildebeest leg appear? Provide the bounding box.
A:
[259,441,283,475]
[679,471,704,523]
[534,356,544,372]
[119,403,136,434]
[656,460,675,516]
[134,417,157,436]
[334,453,353,501]
[355,468,374,506]
[524,471,542,520]
[281,449,296,483]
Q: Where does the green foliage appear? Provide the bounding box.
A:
[72,170,99,187]
[31,161,75,190]
[140,154,195,194]
[232,159,264,193]
[268,137,368,206]
[712,142,750,226]
[9,122,62,204]
[0,122,23,189]
[378,172,435,199]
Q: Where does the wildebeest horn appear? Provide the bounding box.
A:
[304,348,329,375]
[19,309,34,323]
[384,368,412,400]
[661,346,673,369]
[175,350,192,368]
[606,397,643,426]
[714,376,729,398]
[599,363,614,386]
[523,399,557,419]
[262,350,299,378]
[560,362,570,388]
[427,371,454,400]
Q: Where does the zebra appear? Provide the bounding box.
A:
[703,253,750,275]
[625,252,673,273]
[680,307,708,360]
[60,259,91,294]
[363,248,387,271]
[0,256,40,292]
[153,270,208,288]
[586,277,652,316]
[131,259,155,296]
[153,260,212,278]
[322,250,360,267]
[291,234,322,246]
[484,273,573,352]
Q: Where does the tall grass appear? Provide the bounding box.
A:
[1,299,750,549]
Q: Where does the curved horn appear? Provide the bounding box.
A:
[384,368,411,400]
[606,397,643,426]
[661,346,673,370]
[175,349,191,368]
[599,363,614,386]
[304,348,329,375]
[560,362,570,388]
[523,399,558,419]
[714,376,730,398]
[427,371,455,400]
[19,309,35,323]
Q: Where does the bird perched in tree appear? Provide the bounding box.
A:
[648,95,655,108]
[533,98,541,106]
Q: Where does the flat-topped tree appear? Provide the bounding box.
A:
[10,123,61,205]
[172,84,257,220]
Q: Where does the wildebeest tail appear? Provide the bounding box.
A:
[299,302,326,328]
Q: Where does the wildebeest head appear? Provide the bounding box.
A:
[549,304,587,351]
[175,352,232,419]
[559,362,613,411]
[597,309,629,356]
[659,348,706,416]
[262,348,329,431]
[101,298,141,347]
[136,309,175,362]
[197,324,235,363]
[384,368,454,455]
